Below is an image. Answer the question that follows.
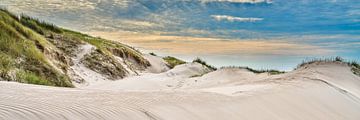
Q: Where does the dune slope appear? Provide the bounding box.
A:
[1,62,360,120]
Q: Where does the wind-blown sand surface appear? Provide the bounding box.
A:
[1,61,360,120]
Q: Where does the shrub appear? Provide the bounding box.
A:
[149,52,157,56]
[192,58,217,70]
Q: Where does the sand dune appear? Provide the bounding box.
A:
[1,62,360,120]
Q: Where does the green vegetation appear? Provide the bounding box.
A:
[63,30,150,68]
[82,50,127,79]
[0,9,151,87]
[296,57,360,77]
[349,61,360,76]
[0,53,14,78]
[163,56,186,68]
[149,52,157,56]
[19,15,63,35]
[244,67,285,75]
[16,70,52,86]
[192,58,217,71]
[296,57,345,69]
[298,57,340,68]
[220,66,285,75]
[0,9,72,87]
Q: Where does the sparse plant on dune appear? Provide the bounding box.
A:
[349,61,360,76]
[296,56,346,69]
[149,52,157,56]
[295,56,360,77]
[220,66,285,75]
[163,56,186,68]
[192,58,217,71]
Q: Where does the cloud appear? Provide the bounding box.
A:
[211,15,263,22]
[201,0,272,4]
[88,31,333,56]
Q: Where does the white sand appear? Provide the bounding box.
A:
[1,62,360,119]
[85,62,212,90]
[142,54,170,73]
[68,44,110,87]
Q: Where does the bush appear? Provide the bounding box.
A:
[149,52,157,56]
[192,58,217,70]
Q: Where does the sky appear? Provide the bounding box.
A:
[1,0,359,70]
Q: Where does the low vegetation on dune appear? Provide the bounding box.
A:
[296,56,360,76]
[350,61,360,76]
[82,50,127,79]
[220,66,285,75]
[0,9,72,87]
[163,56,186,68]
[243,67,285,75]
[192,58,217,71]
[64,30,150,68]
[296,56,345,69]
[0,9,150,87]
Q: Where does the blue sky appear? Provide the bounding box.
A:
[2,0,359,70]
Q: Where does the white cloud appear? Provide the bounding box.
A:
[211,15,263,22]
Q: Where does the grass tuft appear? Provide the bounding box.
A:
[16,70,53,86]
[295,56,360,77]
[163,56,186,68]
[192,58,217,70]
[220,66,285,75]
[19,15,63,35]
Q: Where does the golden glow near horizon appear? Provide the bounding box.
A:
[88,31,334,56]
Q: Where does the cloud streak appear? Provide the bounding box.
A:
[211,15,263,22]
[201,0,272,4]
[88,31,333,56]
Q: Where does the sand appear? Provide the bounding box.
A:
[1,61,360,120]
